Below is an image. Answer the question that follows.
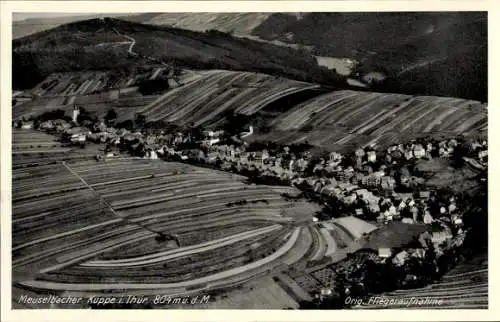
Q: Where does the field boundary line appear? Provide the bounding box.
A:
[60,161,178,244]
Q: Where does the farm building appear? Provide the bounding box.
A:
[378,247,392,258]
[72,105,80,123]
[367,151,377,163]
[21,121,34,129]
[392,250,409,266]
[430,229,453,246]
[413,144,426,158]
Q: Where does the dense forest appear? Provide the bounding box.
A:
[252,12,487,101]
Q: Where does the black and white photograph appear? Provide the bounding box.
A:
[3,2,490,316]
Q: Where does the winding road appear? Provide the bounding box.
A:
[112,28,137,56]
[111,27,184,86]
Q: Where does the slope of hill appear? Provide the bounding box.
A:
[12,155,319,306]
[14,68,487,152]
[12,13,300,40]
[129,13,274,34]
[251,12,487,101]
[131,70,487,150]
[13,18,345,91]
[13,14,127,39]
[11,67,204,122]
[12,69,324,126]
[355,254,488,309]
[137,70,324,127]
[250,90,487,152]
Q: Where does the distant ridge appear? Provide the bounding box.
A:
[12,17,345,91]
[251,12,487,101]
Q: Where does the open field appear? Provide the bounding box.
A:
[12,128,66,150]
[28,68,202,99]
[333,216,378,240]
[189,276,300,309]
[141,13,274,35]
[12,156,322,305]
[11,148,376,307]
[273,222,364,298]
[356,255,488,309]
[13,90,161,122]
[363,222,428,250]
[137,69,321,127]
[251,90,487,152]
[30,70,155,97]
[11,65,205,122]
[12,129,119,168]
[13,13,280,40]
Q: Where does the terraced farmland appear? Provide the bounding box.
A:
[13,91,161,122]
[29,69,202,99]
[272,218,379,300]
[13,133,480,308]
[15,71,488,152]
[252,90,487,152]
[13,69,203,122]
[12,129,111,168]
[137,70,321,127]
[12,128,65,151]
[12,157,322,303]
[356,255,488,309]
[31,71,131,97]
[270,220,369,299]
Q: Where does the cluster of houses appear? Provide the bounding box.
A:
[19,119,89,144]
[190,140,469,236]
[18,112,483,235]
[18,110,482,302]
[384,138,488,170]
[205,138,478,231]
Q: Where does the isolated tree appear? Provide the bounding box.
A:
[135,113,146,129]
[77,107,95,124]
[155,233,168,242]
[450,143,468,168]
[105,108,117,125]
[116,119,134,131]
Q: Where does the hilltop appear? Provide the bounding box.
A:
[12,14,126,39]
[12,13,279,39]
[13,17,345,91]
[123,13,275,34]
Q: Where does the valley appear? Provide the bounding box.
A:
[9,12,488,311]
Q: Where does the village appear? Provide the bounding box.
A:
[14,105,488,306]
